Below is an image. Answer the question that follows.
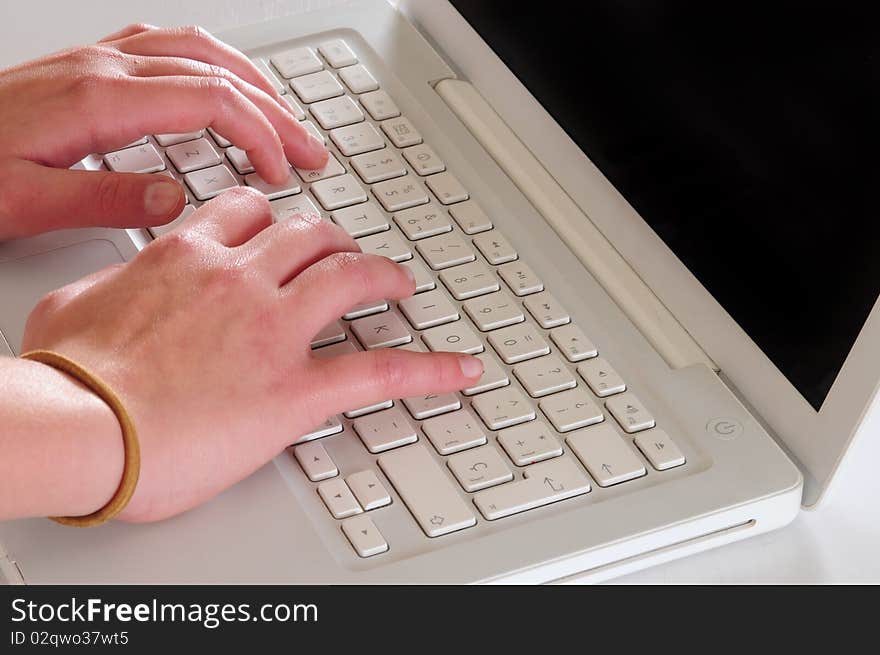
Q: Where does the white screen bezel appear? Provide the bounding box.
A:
[402,0,880,505]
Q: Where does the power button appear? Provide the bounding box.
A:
[706,417,743,440]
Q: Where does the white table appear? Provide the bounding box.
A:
[2,0,878,584]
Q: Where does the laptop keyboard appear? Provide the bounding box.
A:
[92,38,688,559]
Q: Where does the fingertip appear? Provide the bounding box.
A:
[457,354,484,379]
[144,177,186,224]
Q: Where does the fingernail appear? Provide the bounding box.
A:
[144,180,182,216]
[458,355,484,378]
[400,263,416,288]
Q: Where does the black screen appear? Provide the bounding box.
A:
[451,1,880,410]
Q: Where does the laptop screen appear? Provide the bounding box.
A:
[450,1,880,410]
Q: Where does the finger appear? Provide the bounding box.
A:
[98,23,156,43]
[0,160,184,237]
[246,213,358,283]
[127,56,326,171]
[281,252,415,336]
[87,75,290,184]
[310,349,484,419]
[184,186,272,246]
[112,25,280,101]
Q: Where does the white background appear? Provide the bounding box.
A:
[1,0,878,583]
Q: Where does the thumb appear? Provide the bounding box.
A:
[1,159,185,238]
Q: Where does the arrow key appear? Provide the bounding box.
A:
[342,515,389,558]
[566,424,646,487]
[293,441,338,481]
[346,470,392,510]
[318,478,362,519]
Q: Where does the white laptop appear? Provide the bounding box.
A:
[1,0,876,583]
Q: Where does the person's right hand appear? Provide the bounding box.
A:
[0,23,328,240]
[19,188,484,523]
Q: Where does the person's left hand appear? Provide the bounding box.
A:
[0,24,328,239]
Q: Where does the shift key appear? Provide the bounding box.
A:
[378,443,476,537]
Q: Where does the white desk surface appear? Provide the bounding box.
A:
[2,0,878,584]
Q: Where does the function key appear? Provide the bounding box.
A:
[270,47,323,79]
[319,39,358,68]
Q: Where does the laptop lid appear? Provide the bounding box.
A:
[403,0,880,506]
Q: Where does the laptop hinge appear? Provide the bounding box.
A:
[434,79,717,371]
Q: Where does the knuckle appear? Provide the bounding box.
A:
[125,22,154,34]
[180,24,214,44]
[94,174,125,216]
[202,75,237,101]
[30,288,68,321]
[325,250,373,295]
[149,228,202,261]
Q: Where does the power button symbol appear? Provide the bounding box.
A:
[707,418,743,440]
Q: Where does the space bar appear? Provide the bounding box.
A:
[378,443,477,537]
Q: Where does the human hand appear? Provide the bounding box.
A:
[20,188,483,522]
[0,24,327,240]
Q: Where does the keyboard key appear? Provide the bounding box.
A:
[318,478,362,519]
[550,324,598,362]
[372,176,430,212]
[402,392,461,420]
[245,170,302,199]
[539,387,604,432]
[461,352,510,396]
[471,386,535,430]
[356,231,412,262]
[396,339,427,353]
[498,421,563,466]
[226,146,255,174]
[319,39,357,68]
[422,409,487,455]
[567,424,646,487]
[473,231,518,264]
[155,130,204,147]
[207,127,232,148]
[338,64,379,94]
[513,354,577,397]
[342,515,388,558]
[421,321,484,354]
[331,202,389,237]
[313,340,357,359]
[399,258,435,293]
[488,323,550,364]
[294,441,338,482]
[310,95,364,129]
[290,70,344,103]
[634,429,686,471]
[184,164,238,200]
[416,231,476,270]
[463,291,524,332]
[310,173,367,210]
[104,143,165,173]
[295,415,344,444]
[447,446,513,492]
[606,392,656,433]
[403,144,446,176]
[269,194,321,222]
[360,89,400,120]
[346,470,391,511]
[310,320,346,348]
[393,203,453,240]
[381,116,422,148]
[252,58,287,95]
[344,399,394,420]
[425,172,469,205]
[578,357,627,397]
[378,443,476,537]
[281,94,306,120]
[439,261,499,300]
[331,122,386,157]
[271,46,323,79]
[473,457,590,520]
[343,299,388,320]
[351,310,412,349]
[524,292,570,328]
[498,261,543,296]
[353,407,418,453]
[295,152,346,183]
[398,289,459,329]
[449,201,493,234]
[351,150,407,183]
[166,138,221,173]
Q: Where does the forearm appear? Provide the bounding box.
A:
[0,358,123,521]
